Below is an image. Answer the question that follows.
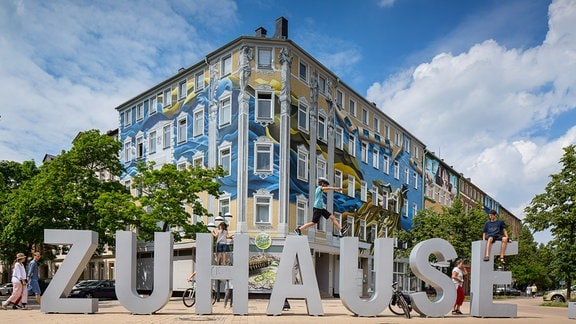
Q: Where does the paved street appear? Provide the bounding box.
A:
[1,296,573,323]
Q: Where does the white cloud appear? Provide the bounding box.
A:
[367,0,576,240]
[377,0,396,8]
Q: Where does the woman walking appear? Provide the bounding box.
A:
[2,253,29,310]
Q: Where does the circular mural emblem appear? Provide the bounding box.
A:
[254,232,272,250]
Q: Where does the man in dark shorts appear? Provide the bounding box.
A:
[482,209,509,263]
[295,177,349,237]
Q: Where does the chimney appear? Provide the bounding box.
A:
[255,26,267,37]
[273,16,288,39]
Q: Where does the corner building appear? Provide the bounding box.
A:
[115,17,425,297]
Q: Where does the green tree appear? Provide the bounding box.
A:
[132,161,225,242]
[509,225,550,290]
[524,144,576,301]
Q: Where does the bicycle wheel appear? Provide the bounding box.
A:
[396,294,411,319]
[182,288,196,307]
[212,289,217,305]
[389,294,405,316]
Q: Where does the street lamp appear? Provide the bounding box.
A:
[207,222,216,231]
[223,212,233,225]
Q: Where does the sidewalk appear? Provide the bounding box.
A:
[1,296,573,323]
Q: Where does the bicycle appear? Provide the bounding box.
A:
[182,280,218,307]
[388,281,412,319]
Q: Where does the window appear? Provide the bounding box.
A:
[178,80,187,100]
[299,61,308,82]
[348,134,356,156]
[372,185,378,206]
[150,96,158,115]
[193,151,204,168]
[177,117,187,144]
[256,91,274,124]
[359,220,366,241]
[163,88,172,107]
[318,115,327,142]
[177,161,187,171]
[373,117,380,133]
[413,172,419,189]
[412,202,418,219]
[296,197,307,227]
[298,101,309,132]
[349,99,356,117]
[297,146,308,181]
[219,196,230,218]
[193,108,204,138]
[195,71,205,92]
[413,146,420,160]
[369,224,377,243]
[382,191,389,209]
[162,124,171,149]
[136,136,144,158]
[219,145,231,176]
[254,138,273,174]
[383,155,390,174]
[404,167,410,184]
[219,96,231,127]
[123,139,131,162]
[335,126,343,150]
[336,90,343,107]
[347,175,355,197]
[332,212,342,237]
[317,155,326,179]
[372,147,379,168]
[254,190,272,224]
[148,131,157,154]
[395,132,401,147]
[334,169,343,188]
[362,107,369,125]
[361,142,368,163]
[221,55,232,76]
[257,47,272,69]
[361,181,367,202]
[385,124,390,140]
[394,161,400,179]
[123,109,132,127]
[404,137,411,152]
[136,103,144,121]
[318,75,326,94]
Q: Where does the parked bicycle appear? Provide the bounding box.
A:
[182,279,217,307]
[389,281,412,318]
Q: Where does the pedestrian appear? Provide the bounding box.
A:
[451,259,467,315]
[27,252,42,306]
[212,222,233,265]
[526,285,531,297]
[295,177,349,237]
[531,284,537,298]
[2,253,29,310]
[223,280,233,308]
[482,209,509,263]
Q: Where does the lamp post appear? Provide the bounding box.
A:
[223,212,233,225]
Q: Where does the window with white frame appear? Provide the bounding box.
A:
[123,109,132,127]
[395,132,401,147]
[150,96,157,115]
[361,181,367,202]
[318,114,327,142]
[404,137,411,152]
[136,103,144,121]
[404,167,410,184]
[335,126,343,150]
[332,212,342,237]
[348,134,356,156]
[123,139,131,162]
[372,185,378,206]
[361,142,368,163]
[296,196,307,227]
[347,175,355,197]
[256,91,274,123]
[372,147,379,169]
[373,117,380,133]
[163,88,172,107]
[254,190,272,224]
[412,202,418,219]
[298,101,309,132]
[344,216,354,237]
[299,61,308,82]
[136,136,144,158]
[394,161,400,179]
[177,117,187,144]
[318,75,326,94]
[219,195,230,218]
[383,155,390,174]
[177,161,187,171]
[257,47,272,69]
[297,146,308,181]
[193,152,204,168]
[148,131,156,154]
[359,220,366,241]
[254,137,273,174]
[382,191,389,209]
[413,172,418,189]
[162,124,171,149]
[385,124,390,140]
[195,71,205,92]
[336,90,343,107]
[178,80,187,100]
[317,155,327,179]
[349,99,356,117]
[413,145,420,160]
[193,107,204,138]
[369,224,377,243]
[219,96,231,127]
[403,199,409,218]
[362,107,369,125]
[219,144,231,176]
[334,169,343,188]
[221,55,232,76]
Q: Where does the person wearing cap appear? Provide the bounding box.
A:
[294,177,349,237]
[2,253,29,310]
[482,209,509,263]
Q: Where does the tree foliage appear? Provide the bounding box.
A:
[524,144,576,301]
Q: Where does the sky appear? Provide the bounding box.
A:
[1,0,575,244]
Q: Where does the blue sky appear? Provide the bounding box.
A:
[1,0,575,244]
